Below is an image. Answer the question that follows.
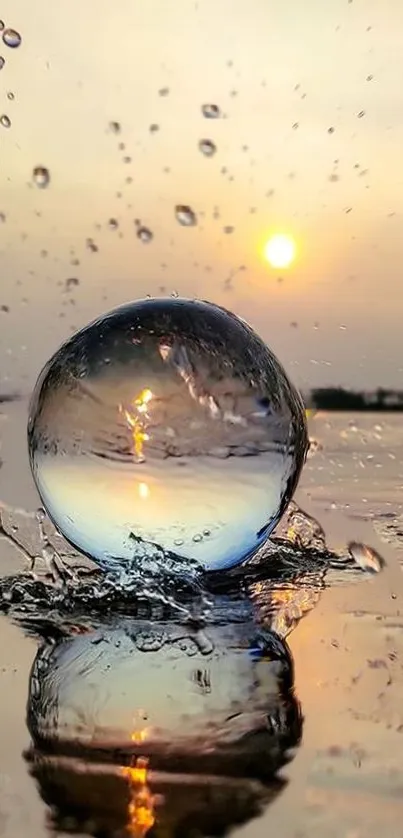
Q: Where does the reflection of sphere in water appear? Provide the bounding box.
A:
[28,297,308,571]
[27,619,301,777]
[26,612,302,838]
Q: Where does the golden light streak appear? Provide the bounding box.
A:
[120,388,153,462]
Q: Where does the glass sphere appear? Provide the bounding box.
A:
[28,298,308,572]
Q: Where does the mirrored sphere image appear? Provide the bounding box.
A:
[28,298,308,571]
[26,619,301,838]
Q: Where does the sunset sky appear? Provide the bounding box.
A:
[1,0,403,395]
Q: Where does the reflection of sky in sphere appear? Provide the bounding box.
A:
[36,452,290,570]
[29,299,307,571]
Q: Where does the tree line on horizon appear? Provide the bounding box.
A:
[305,387,403,411]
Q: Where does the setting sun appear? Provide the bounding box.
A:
[264,234,296,269]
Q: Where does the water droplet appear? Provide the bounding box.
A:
[2,28,21,48]
[357,110,366,118]
[192,533,203,543]
[292,122,299,130]
[198,138,216,157]
[328,126,335,134]
[201,103,221,119]
[32,166,50,189]
[108,120,121,134]
[86,237,98,253]
[149,123,159,133]
[223,225,234,234]
[65,277,80,291]
[35,507,46,524]
[137,225,153,243]
[0,57,4,70]
[0,21,4,31]
[6,91,14,101]
[0,212,6,223]
[158,86,170,96]
[0,114,10,128]
[108,218,118,231]
[348,542,384,573]
[27,297,308,573]
[175,205,197,226]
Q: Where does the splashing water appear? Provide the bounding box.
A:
[27,297,308,573]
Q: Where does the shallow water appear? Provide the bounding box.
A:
[1,402,403,837]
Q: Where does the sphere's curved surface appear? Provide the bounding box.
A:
[28,298,308,571]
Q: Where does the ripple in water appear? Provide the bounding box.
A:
[27,297,308,573]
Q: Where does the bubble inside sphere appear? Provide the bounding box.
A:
[28,298,308,571]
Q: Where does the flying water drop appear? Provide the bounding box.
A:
[198,139,217,157]
[175,205,197,226]
[32,166,50,189]
[137,226,153,243]
[2,28,21,48]
[27,297,308,573]
[201,103,221,119]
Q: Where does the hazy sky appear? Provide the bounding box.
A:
[1,0,403,394]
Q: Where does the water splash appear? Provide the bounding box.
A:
[0,500,384,636]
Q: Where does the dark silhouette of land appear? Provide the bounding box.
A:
[306,387,403,411]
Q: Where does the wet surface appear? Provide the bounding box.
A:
[0,404,403,837]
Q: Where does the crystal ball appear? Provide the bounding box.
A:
[27,297,308,572]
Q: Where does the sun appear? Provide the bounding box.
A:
[264,234,296,269]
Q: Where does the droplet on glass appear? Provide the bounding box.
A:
[158,86,170,97]
[108,120,121,134]
[137,226,153,243]
[0,21,4,31]
[328,126,335,134]
[6,91,14,101]
[175,205,197,226]
[198,138,216,157]
[223,225,234,234]
[0,114,11,128]
[149,123,159,133]
[201,103,221,119]
[108,218,118,231]
[2,28,21,48]
[32,166,50,189]
[292,122,299,130]
[357,110,366,118]
[0,57,4,70]
[27,297,308,573]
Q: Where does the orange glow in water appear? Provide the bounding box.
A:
[121,755,156,838]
